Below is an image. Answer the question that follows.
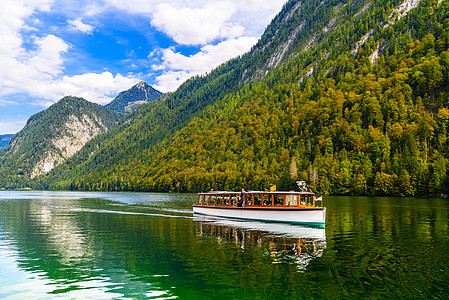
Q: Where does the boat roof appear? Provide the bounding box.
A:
[198,190,315,196]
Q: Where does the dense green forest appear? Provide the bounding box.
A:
[3,0,449,197]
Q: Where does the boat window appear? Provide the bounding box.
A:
[280,195,285,206]
[309,196,314,205]
[245,195,252,206]
[286,195,298,206]
[274,195,284,206]
[231,195,238,206]
[262,195,271,206]
[302,195,313,206]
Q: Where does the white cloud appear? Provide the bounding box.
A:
[67,18,95,34]
[28,35,69,77]
[0,120,27,134]
[151,2,238,45]
[153,36,258,92]
[0,33,67,99]
[0,1,62,91]
[0,1,71,106]
[101,0,159,14]
[0,0,137,108]
[236,0,287,34]
[0,99,18,106]
[50,72,139,105]
[24,72,139,106]
[101,0,285,45]
[153,70,192,93]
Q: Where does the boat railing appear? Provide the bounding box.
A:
[196,191,322,208]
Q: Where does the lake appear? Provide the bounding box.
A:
[0,191,448,299]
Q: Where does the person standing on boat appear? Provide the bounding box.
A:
[239,189,245,207]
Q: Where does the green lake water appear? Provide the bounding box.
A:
[0,191,448,299]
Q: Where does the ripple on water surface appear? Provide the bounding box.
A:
[0,192,449,299]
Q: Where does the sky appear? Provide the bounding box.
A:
[0,0,286,134]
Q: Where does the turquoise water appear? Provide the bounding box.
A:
[0,191,448,299]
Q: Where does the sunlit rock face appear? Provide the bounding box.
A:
[31,114,106,178]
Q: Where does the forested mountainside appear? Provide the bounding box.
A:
[105,81,164,112]
[31,0,449,197]
[0,134,13,149]
[0,97,124,186]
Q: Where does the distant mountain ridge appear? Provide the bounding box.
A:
[106,81,163,112]
[0,134,13,149]
[0,96,124,185]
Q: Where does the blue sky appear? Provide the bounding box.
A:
[0,0,286,134]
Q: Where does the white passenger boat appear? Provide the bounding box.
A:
[193,188,326,226]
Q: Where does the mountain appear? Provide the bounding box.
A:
[105,81,164,112]
[0,96,124,187]
[26,0,449,197]
[0,134,13,149]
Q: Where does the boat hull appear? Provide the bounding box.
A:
[193,205,326,226]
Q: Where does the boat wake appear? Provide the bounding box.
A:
[40,203,195,219]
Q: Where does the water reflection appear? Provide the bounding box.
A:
[195,218,326,271]
[29,201,94,266]
[2,192,448,299]
[0,193,181,299]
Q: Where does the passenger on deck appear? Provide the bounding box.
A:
[238,189,245,207]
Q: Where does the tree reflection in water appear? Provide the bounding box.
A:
[195,218,326,271]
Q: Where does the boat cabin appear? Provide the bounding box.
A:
[197,191,320,208]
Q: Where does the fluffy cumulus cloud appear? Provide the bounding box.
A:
[0,1,61,98]
[152,36,258,92]
[151,2,239,45]
[0,26,134,106]
[0,33,68,86]
[67,18,95,34]
[0,0,137,108]
[45,72,138,105]
[103,0,285,45]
